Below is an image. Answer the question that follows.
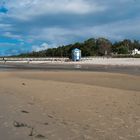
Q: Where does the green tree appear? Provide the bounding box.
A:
[96,38,112,56]
[117,45,129,54]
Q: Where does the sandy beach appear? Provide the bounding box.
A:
[0,71,140,140]
[0,57,140,66]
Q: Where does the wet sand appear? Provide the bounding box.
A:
[0,63,140,76]
[0,71,140,140]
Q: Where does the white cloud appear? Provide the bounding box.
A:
[29,27,80,44]
[6,0,106,20]
[27,16,140,45]
[89,17,140,40]
[0,23,12,32]
[0,23,11,28]
[32,42,56,52]
[3,32,22,39]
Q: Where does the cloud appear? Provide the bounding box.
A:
[0,23,12,31]
[87,17,140,40]
[23,15,140,45]
[32,43,48,52]
[6,0,106,20]
[0,42,16,47]
[32,42,57,52]
[3,32,22,39]
[0,0,140,56]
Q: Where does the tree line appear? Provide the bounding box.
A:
[17,38,140,58]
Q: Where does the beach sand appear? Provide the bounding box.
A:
[0,71,140,140]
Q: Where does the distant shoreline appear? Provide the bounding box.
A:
[0,57,140,66]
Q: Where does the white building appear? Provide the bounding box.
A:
[72,48,81,61]
[132,48,140,55]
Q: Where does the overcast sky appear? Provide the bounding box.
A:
[0,0,140,56]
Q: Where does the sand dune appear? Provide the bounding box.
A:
[0,71,140,140]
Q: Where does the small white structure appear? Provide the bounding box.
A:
[132,48,140,55]
[72,48,81,61]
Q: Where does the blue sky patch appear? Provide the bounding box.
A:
[0,6,8,13]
